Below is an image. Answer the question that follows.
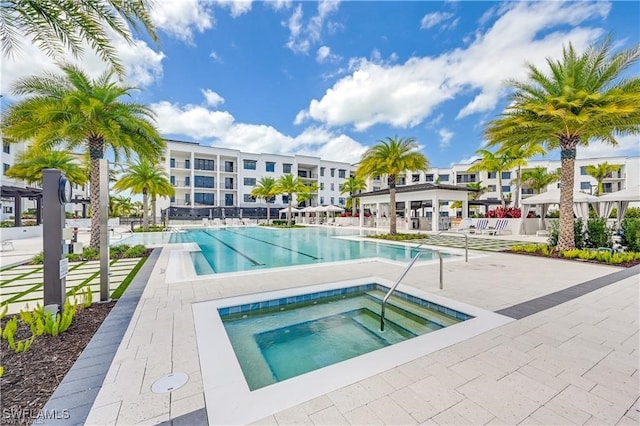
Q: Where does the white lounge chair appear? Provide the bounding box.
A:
[483,219,511,236]
[468,219,488,234]
[453,218,472,232]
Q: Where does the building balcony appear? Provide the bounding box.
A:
[602,172,625,181]
[170,161,191,169]
[219,166,236,173]
[298,171,318,179]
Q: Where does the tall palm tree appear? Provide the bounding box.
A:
[5,147,88,186]
[584,162,622,195]
[113,158,174,231]
[2,0,157,74]
[340,176,367,216]
[250,177,279,225]
[485,38,640,250]
[2,64,165,247]
[467,149,523,207]
[275,174,307,227]
[356,136,428,235]
[516,168,561,195]
[296,182,318,207]
[502,145,546,208]
[451,181,487,215]
[110,195,133,217]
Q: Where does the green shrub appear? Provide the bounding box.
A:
[368,233,426,241]
[31,252,45,264]
[585,218,612,248]
[133,225,165,232]
[548,218,584,249]
[123,244,146,258]
[271,219,295,226]
[66,253,82,262]
[82,247,99,260]
[624,207,640,219]
[621,217,640,252]
[110,244,131,257]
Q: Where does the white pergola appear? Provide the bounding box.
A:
[597,185,640,226]
[520,189,599,233]
[354,183,475,231]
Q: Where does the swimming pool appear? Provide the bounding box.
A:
[221,283,472,390]
[166,227,453,274]
[193,277,513,424]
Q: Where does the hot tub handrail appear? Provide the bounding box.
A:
[436,230,468,262]
[380,247,443,331]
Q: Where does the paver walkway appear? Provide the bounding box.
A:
[413,234,535,252]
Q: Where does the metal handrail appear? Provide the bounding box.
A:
[437,230,468,262]
[380,247,443,331]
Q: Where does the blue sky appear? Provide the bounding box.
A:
[3,1,639,167]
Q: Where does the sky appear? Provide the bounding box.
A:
[2,0,639,168]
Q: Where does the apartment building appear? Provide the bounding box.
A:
[158,140,355,213]
[364,155,640,215]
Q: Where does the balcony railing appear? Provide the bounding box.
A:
[170,161,191,169]
[219,165,236,173]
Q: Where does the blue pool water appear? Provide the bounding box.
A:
[167,227,451,274]
[221,283,471,390]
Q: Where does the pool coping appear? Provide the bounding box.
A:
[193,276,513,425]
[37,248,162,426]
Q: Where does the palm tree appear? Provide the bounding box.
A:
[250,177,279,225]
[2,0,157,74]
[113,159,174,231]
[502,145,546,208]
[275,174,307,227]
[584,162,622,195]
[296,182,318,207]
[110,195,133,217]
[485,38,640,250]
[2,64,165,248]
[340,176,367,216]
[5,147,88,186]
[451,182,487,216]
[516,168,561,194]
[356,136,428,235]
[467,149,523,207]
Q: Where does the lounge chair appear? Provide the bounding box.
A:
[453,218,472,232]
[468,219,488,234]
[483,219,511,236]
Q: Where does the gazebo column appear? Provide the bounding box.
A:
[359,203,365,228]
[462,200,469,219]
[375,202,380,228]
[14,195,22,227]
[36,196,42,225]
[432,196,440,232]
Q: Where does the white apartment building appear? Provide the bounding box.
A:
[364,155,640,216]
[158,140,356,213]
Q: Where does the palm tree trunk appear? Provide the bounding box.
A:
[514,166,521,209]
[388,175,397,235]
[498,173,505,207]
[558,139,578,250]
[151,196,157,225]
[88,137,103,249]
[287,196,292,227]
[351,194,356,217]
[266,200,270,225]
[142,189,149,231]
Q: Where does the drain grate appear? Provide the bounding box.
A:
[151,372,189,393]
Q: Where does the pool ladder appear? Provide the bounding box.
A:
[380,234,469,332]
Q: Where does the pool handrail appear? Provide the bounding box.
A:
[380,247,443,332]
[436,231,468,262]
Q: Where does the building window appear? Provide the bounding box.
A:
[194,158,215,170]
[194,193,215,205]
[184,159,190,169]
[185,194,191,204]
[170,196,175,203]
[412,174,420,182]
[488,185,497,192]
[244,160,257,170]
[170,158,175,168]
[320,196,324,204]
[398,177,406,186]
[373,187,380,191]
[373,175,380,181]
[580,182,591,190]
[330,197,334,205]
[330,168,335,177]
[437,174,449,182]
[338,197,345,205]
[224,177,234,189]
[425,174,434,182]
[580,166,587,175]
[244,177,256,186]
[243,194,256,203]
[338,169,346,178]
[330,183,334,191]
[320,182,325,190]
[487,172,497,179]
[501,185,511,193]
[3,163,10,175]
[501,172,511,180]
[3,206,13,214]
[170,176,175,185]
[2,143,9,154]
[283,163,292,173]
[225,194,234,206]
[282,195,289,204]
[320,167,325,177]
[224,161,234,172]
[194,176,214,188]
[184,176,190,186]
[266,162,275,172]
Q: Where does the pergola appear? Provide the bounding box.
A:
[1,185,43,226]
[353,183,476,231]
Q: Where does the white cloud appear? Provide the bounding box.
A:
[298,1,610,131]
[201,89,225,107]
[420,12,454,30]
[576,135,640,159]
[151,101,367,163]
[209,50,223,62]
[1,31,164,99]
[150,0,215,43]
[316,45,340,63]
[285,0,341,54]
[438,128,454,148]
[267,0,292,11]
[214,0,252,17]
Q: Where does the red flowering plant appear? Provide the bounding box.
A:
[485,207,522,218]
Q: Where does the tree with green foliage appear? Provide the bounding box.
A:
[467,149,524,207]
[110,195,133,217]
[2,64,165,247]
[250,177,279,225]
[502,145,546,208]
[5,147,87,186]
[485,38,640,250]
[356,136,428,235]
[296,182,319,207]
[340,176,367,216]
[275,174,307,227]
[1,0,157,75]
[585,162,622,195]
[516,167,561,194]
[113,159,173,231]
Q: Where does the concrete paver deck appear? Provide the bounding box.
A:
[81,241,639,425]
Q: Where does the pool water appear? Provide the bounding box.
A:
[221,284,470,390]
[168,227,450,274]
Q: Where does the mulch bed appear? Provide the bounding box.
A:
[0,301,116,426]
